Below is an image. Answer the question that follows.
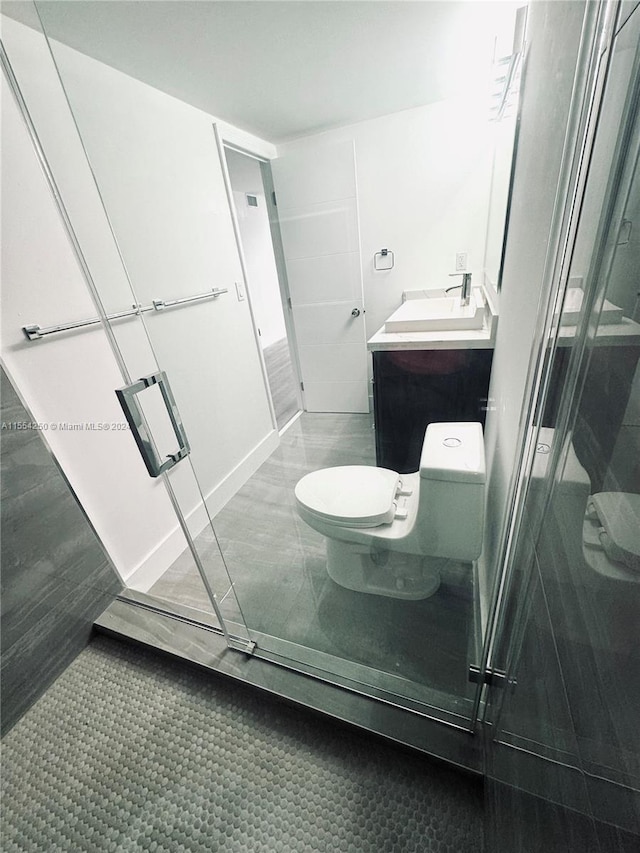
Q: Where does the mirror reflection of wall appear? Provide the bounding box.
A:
[607,152,640,323]
[484,110,519,291]
[577,140,640,496]
[614,154,640,440]
[484,5,528,293]
[559,9,640,496]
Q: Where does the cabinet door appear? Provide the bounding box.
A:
[373,350,493,472]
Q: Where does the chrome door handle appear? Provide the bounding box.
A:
[351,308,361,317]
[116,371,190,478]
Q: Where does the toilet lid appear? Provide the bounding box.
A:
[295,466,400,527]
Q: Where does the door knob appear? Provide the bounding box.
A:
[351,308,361,317]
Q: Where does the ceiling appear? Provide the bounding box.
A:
[3,1,519,143]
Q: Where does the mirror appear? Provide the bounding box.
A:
[484,5,528,293]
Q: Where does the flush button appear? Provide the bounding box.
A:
[443,437,462,448]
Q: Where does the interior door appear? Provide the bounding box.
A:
[271,140,369,413]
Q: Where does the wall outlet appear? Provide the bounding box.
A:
[455,252,467,271]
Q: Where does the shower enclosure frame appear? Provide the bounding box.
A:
[481,3,640,838]
[1,3,488,739]
[472,0,624,724]
[3,0,632,769]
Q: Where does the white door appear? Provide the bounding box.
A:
[271,140,369,413]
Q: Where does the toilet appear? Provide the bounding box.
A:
[532,427,640,657]
[533,427,640,581]
[294,422,486,599]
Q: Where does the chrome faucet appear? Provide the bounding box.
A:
[447,272,472,306]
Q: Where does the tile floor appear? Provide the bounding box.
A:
[150,413,478,712]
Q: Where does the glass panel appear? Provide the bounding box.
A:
[548,17,640,809]
[16,0,522,727]
[1,4,250,643]
[484,4,640,843]
[207,411,479,721]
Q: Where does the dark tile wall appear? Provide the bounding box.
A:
[1,367,122,735]
[487,783,640,853]
[486,783,601,853]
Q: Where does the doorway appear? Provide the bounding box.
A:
[223,147,301,431]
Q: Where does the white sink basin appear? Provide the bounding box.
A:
[558,287,624,326]
[384,291,484,333]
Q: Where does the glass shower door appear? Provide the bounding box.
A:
[481,2,640,843]
[19,0,492,729]
[1,5,254,650]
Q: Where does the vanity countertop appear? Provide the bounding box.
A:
[368,293,640,353]
[367,324,495,352]
[556,317,640,347]
[368,286,498,352]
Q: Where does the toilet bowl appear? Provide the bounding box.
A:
[532,428,640,657]
[532,427,640,582]
[294,422,486,599]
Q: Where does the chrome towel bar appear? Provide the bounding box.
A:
[23,287,229,341]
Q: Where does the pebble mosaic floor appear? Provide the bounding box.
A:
[1,635,484,852]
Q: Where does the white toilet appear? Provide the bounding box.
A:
[533,427,640,581]
[294,422,486,600]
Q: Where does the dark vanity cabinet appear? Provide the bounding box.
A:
[544,340,640,494]
[372,348,494,473]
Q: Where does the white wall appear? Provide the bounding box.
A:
[2,68,181,585]
[276,96,495,342]
[225,149,286,348]
[480,0,588,624]
[46,37,278,503]
[1,17,278,586]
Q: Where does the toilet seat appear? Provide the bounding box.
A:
[294,466,401,528]
[586,492,640,573]
[294,423,485,599]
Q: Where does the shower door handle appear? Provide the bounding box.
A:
[116,371,190,478]
[351,308,361,317]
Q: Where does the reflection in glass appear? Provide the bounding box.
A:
[484,5,527,292]
[486,6,640,836]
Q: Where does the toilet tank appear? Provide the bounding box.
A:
[532,427,591,560]
[417,422,486,560]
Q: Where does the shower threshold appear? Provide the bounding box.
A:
[95,594,483,775]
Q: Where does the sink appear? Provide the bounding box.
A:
[558,287,624,326]
[384,291,484,333]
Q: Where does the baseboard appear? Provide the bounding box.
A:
[204,428,279,519]
[125,520,194,592]
[126,429,279,591]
